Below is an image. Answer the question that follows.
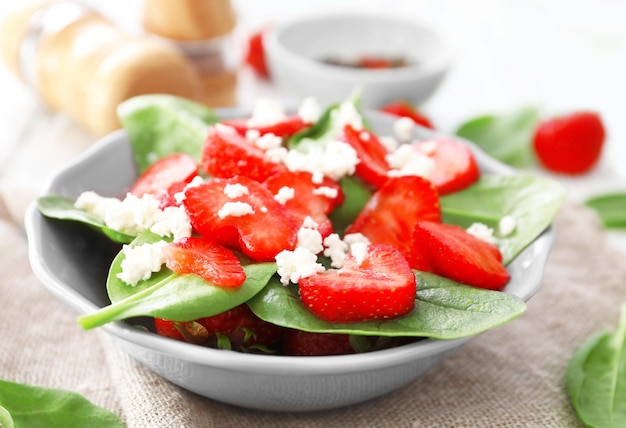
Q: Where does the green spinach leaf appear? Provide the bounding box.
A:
[78,232,276,329]
[0,378,124,428]
[585,192,626,229]
[328,176,373,234]
[567,304,626,428]
[37,195,134,244]
[247,272,526,340]
[441,174,565,264]
[455,107,541,167]
[117,94,218,173]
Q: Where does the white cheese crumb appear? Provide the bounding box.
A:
[343,233,371,248]
[254,133,283,150]
[217,201,255,219]
[214,123,237,134]
[284,140,359,181]
[350,242,369,266]
[312,186,338,199]
[330,101,363,130]
[359,131,371,141]
[104,193,162,236]
[174,176,205,204]
[245,129,261,141]
[379,135,399,152]
[466,222,498,246]
[223,183,249,199]
[296,226,324,255]
[386,143,435,178]
[302,216,319,229]
[298,96,322,123]
[246,98,287,128]
[117,241,168,286]
[274,186,295,205]
[275,248,325,285]
[74,191,120,223]
[499,215,517,237]
[264,147,289,164]
[393,117,415,143]
[323,233,349,268]
[149,206,192,241]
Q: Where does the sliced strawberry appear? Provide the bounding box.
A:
[264,170,344,236]
[380,101,434,129]
[163,236,246,287]
[157,180,188,209]
[411,220,510,290]
[416,137,480,195]
[223,115,310,139]
[345,175,441,263]
[130,153,198,197]
[183,176,300,261]
[281,329,354,356]
[155,305,283,351]
[201,125,287,182]
[299,244,416,323]
[340,124,391,188]
[533,111,605,174]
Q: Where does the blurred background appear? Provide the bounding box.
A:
[0,0,625,230]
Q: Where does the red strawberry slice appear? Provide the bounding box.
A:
[299,244,416,323]
[533,111,605,175]
[281,329,354,356]
[183,176,300,261]
[130,153,198,197]
[155,304,283,351]
[341,124,391,188]
[380,101,434,129]
[264,170,344,237]
[345,175,441,263]
[200,125,287,182]
[416,137,480,195]
[163,236,246,287]
[223,115,311,139]
[411,220,510,290]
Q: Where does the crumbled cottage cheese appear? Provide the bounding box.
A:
[274,186,295,205]
[379,135,400,153]
[393,117,415,143]
[296,223,324,255]
[223,183,249,199]
[466,222,498,246]
[499,215,517,236]
[322,233,349,268]
[312,186,338,199]
[350,242,369,265]
[117,241,168,286]
[75,191,191,240]
[275,248,325,285]
[298,96,322,123]
[284,140,359,182]
[246,98,287,127]
[217,201,255,219]
[253,133,283,151]
[386,143,435,178]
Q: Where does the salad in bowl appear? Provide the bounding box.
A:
[27,93,564,410]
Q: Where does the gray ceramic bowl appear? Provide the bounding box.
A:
[264,11,453,108]
[25,110,554,412]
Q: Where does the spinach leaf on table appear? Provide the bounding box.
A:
[567,304,626,428]
[0,378,124,428]
[117,94,219,173]
[441,173,565,264]
[247,272,526,340]
[455,106,541,168]
[585,192,626,229]
[78,231,276,329]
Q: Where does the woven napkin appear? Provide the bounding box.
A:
[2,181,624,427]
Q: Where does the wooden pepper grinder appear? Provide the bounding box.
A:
[0,1,202,136]
[142,0,239,108]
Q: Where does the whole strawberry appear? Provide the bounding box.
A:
[533,111,605,174]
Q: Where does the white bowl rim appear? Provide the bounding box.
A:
[264,10,455,83]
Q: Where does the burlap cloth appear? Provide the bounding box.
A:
[1,182,624,428]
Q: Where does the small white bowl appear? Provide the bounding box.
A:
[264,11,453,108]
[25,109,553,412]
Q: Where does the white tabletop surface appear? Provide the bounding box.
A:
[1,0,625,253]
